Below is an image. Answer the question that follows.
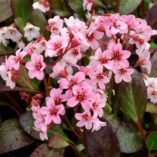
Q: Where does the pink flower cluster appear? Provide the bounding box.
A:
[144,77,157,104]
[0,14,156,140]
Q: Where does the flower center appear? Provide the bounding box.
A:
[92,102,99,109]
[77,92,85,101]
[82,114,90,121]
[113,51,121,61]
[96,73,104,80]
[119,68,127,74]
[87,33,94,41]
[54,42,61,50]
[50,107,58,115]
[99,57,108,64]
[54,97,61,105]
[35,62,42,70]
[72,49,79,56]
[69,79,75,88]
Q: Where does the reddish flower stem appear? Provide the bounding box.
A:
[64,115,81,139]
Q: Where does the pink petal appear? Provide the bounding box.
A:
[67,97,79,107]
[74,72,85,84]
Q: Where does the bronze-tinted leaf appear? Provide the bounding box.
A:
[116,122,143,153]
[30,144,65,157]
[118,70,147,123]
[84,121,120,157]
[19,111,40,140]
[0,0,12,22]
[0,119,34,155]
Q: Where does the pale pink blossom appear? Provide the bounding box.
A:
[67,85,93,111]
[75,111,93,129]
[113,67,134,83]
[108,42,131,69]
[41,99,65,125]
[26,53,46,80]
[83,0,93,11]
[45,35,67,57]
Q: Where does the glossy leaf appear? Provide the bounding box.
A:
[84,121,120,157]
[19,111,40,140]
[15,17,25,34]
[0,0,12,22]
[16,68,34,90]
[48,124,73,144]
[146,102,157,113]
[116,122,143,153]
[118,70,147,123]
[0,119,34,155]
[146,4,157,29]
[29,9,47,33]
[30,144,65,157]
[68,0,83,12]
[48,135,69,149]
[119,0,142,14]
[146,131,157,153]
[150,50,157,77]
[11,0,33,23]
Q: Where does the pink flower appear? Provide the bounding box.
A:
[60,72,85,90]
[86,24,104,50]
[47,88,65,105]
[91,94,106,117]
[89,66,110,89]
[113,67,134,83]
[8,49,26,70]
[83,0,93,11]
[41,99,65,125]
[75,111,93,129]
[108,42,131,69]
[67,85,94,111]
[47,16,63,34]
[26,53,46,80]
[92,119,107,132]
[45,35,67,57]
[90,48,110,70]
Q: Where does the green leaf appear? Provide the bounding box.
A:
[19,111,40,140]
[146,131,157,153]
[15,17,25,34]
[16,67,34,90]
[146,102,157,113]
[0,43,14,55]
[151,42,157,48]
[0,119,35,154]
[30,144,65,157]
[48,135,69,149]
[119,0,142,14]
[48,124,73,144]
[118,70,147,123]
[52,9,71,17]
[116,122,143,153]
[29,9,47,33]
[95,0,106,9]
[11,0,33,23]
[68,0,83,12]
[0,0,12,22]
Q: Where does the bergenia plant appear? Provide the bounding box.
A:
[0,0,157,156]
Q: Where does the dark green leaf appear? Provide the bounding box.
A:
[48,135,69,149]
[30,144,65,157]
[48,124,73,144]
[0,0,12,22]
[0,119,35,154]
[29,9,47,33]
[0,43,14,55]
[116,122,143,153]
[146,102,157,114]
[150,51,157,77]
[146,131,157,153]
[52,9,71,17]
[68,0,83,12]
[119,0,142,14]
[11,0,33,23]
[118,70,147,123]
[15,17,25,34]
[84,120,120,157]
[95,0,106,9]
[16,67,34,90]
[19,111,40,140]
